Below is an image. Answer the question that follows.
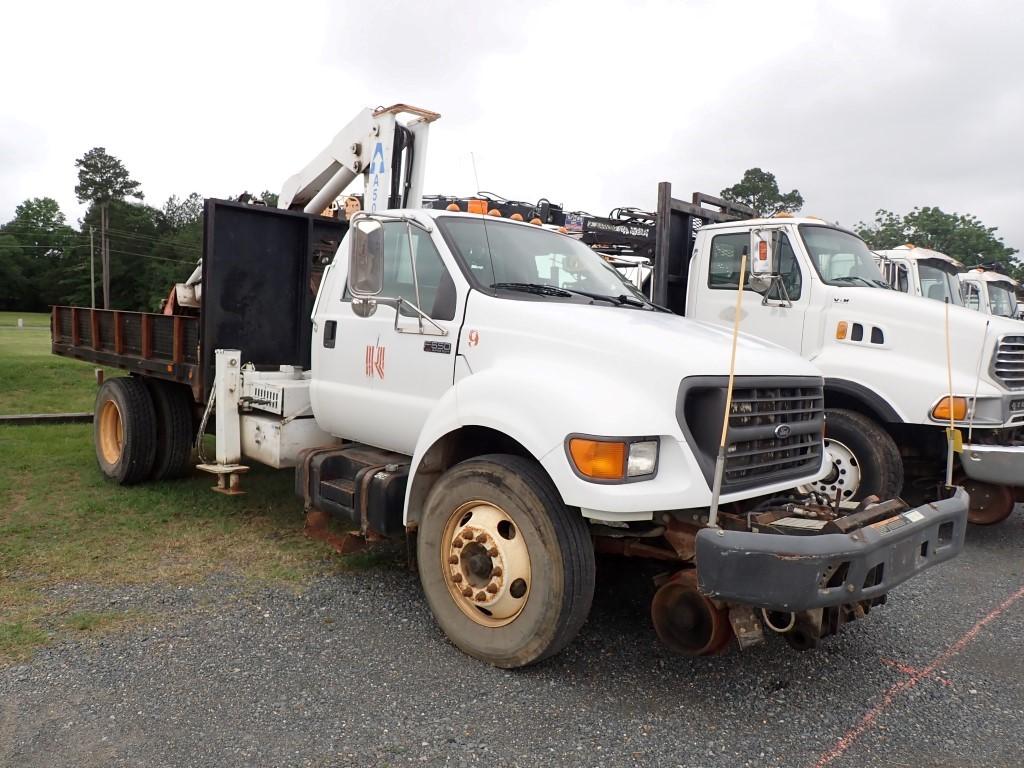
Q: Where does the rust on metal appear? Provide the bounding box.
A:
[663,519,699,560]
[90,309,100,351]
[303,508,374,555]
[651,568,733,655]
[141,313,152,359]
[114,311,124,354]
[592,537,680,561]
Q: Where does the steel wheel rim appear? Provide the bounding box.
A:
[441,500,532,628]
[98,400,124,465]
[810,438,861,500]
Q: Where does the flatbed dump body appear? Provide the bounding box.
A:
[51,306,201,397]
[50,199,348,404]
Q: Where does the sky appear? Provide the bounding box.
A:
[2,0,1023,254]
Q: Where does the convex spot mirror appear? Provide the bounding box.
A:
[749,229,782,277]
[349,218,384,296]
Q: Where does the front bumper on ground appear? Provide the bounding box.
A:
[959,444,1024,486]
[695,488,968,612]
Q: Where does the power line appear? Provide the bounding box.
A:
[0,242,196,265]
[1,224,200,252]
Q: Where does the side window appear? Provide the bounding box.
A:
[708,232,802,300]
[708,233,752,290]
[344,223,457,321]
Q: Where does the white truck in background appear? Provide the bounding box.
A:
[49,106,970,667]
[874,245,965,306]
[439,189,1024,526]
[959,267,1022,319]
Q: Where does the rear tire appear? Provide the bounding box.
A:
[811,409,903,502]
[93,377,157,485]
[417,454,595,668]
[145,379,195,480]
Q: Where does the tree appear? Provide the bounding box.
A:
[721,168,804,217]
[75,147,144,308]
[0,198,80,310]
[162,193,203,229]
[856,207,1020,278]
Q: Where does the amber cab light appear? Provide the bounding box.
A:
[932,396,967,421]
[568,438,626,480]
[467,199,488,215]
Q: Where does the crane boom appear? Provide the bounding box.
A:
[279,103,440,214]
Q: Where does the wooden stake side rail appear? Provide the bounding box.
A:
[51,306,202,401]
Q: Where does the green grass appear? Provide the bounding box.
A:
[0,310,118,415]
[0,315,390,664]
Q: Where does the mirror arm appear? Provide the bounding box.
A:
[393,297,448,336]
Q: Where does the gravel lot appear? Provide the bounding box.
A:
[2,513,1023,768]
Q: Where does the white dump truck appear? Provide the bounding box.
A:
[51,107,967,666]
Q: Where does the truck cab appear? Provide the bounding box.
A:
[959,268,1021,319]
[874,245,964,306]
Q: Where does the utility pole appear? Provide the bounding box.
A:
[101,202,110,309]
[89,226,96,309]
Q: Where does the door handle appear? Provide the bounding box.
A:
[323,320,337,348]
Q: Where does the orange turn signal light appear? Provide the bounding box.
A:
[932,396,967,421]
[467,199,488,215]
[836,321,849,340]
[568,438,626,480]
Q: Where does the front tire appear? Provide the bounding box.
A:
[417,454,595,668]
[810,409,903,502]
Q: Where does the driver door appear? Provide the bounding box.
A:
[312,221,463,455]
[695,228,809,354]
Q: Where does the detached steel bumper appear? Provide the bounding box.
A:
[959,444,1024,486]
[695,489,968,612]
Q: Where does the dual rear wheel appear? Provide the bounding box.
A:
[93,377,194,484]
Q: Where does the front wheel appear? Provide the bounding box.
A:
[417,454,595,668]
[808,409,904,502]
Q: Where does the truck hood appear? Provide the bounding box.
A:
[464,292,822,380]
[820,285,1019,391]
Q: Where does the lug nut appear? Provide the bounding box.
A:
[487,547,499,557]
[452,539,464,549]
[486,582,498,594]
[475,533,489,544]
[449,555,459,565]
[462,530,474,540]
[491,566,502,577]
[462,586,473,597]
[474,591,487,602]
[453,572,463,583]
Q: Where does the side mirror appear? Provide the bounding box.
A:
[349,218,384,296]
[749,229,780,276]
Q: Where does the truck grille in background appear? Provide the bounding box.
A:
[677,376,825,494]
[992,336,1024,390]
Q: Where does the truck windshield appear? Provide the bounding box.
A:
[799,225,888,288]
[918,259,963,305]
[988,282,1018,317]
[437,216,648,305]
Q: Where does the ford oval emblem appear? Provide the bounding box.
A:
[774,424,792,439]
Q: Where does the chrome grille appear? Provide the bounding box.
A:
[678,376,825,494]
[993,335,1024,390]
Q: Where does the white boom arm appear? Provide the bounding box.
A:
[279,103,440,214]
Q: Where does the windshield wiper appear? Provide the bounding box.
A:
[831,275,877,287]
[490,282,572,297]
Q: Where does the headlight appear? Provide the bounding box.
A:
[566,436,659,482]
